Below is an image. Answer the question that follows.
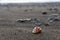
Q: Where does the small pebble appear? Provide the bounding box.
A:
[32,26,42,34]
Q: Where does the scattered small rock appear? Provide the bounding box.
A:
[48,8,52,11]
[49,14,59,17]
[32,26,42,34]
[42,12,47,15]
[24,9,28,12]
[44,23,50,26]
[16,18,31,23]
[54,8,58,11]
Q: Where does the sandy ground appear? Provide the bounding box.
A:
[0,6,60,40]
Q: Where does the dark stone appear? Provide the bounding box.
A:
[24,9,28,12]
[42,12,47,15]
[44,23,49,26]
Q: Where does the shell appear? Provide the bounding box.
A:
[32,26,42,34]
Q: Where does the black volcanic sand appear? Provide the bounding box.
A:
[0,6,60,40]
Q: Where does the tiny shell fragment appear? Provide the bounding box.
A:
[32,26,42,34]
